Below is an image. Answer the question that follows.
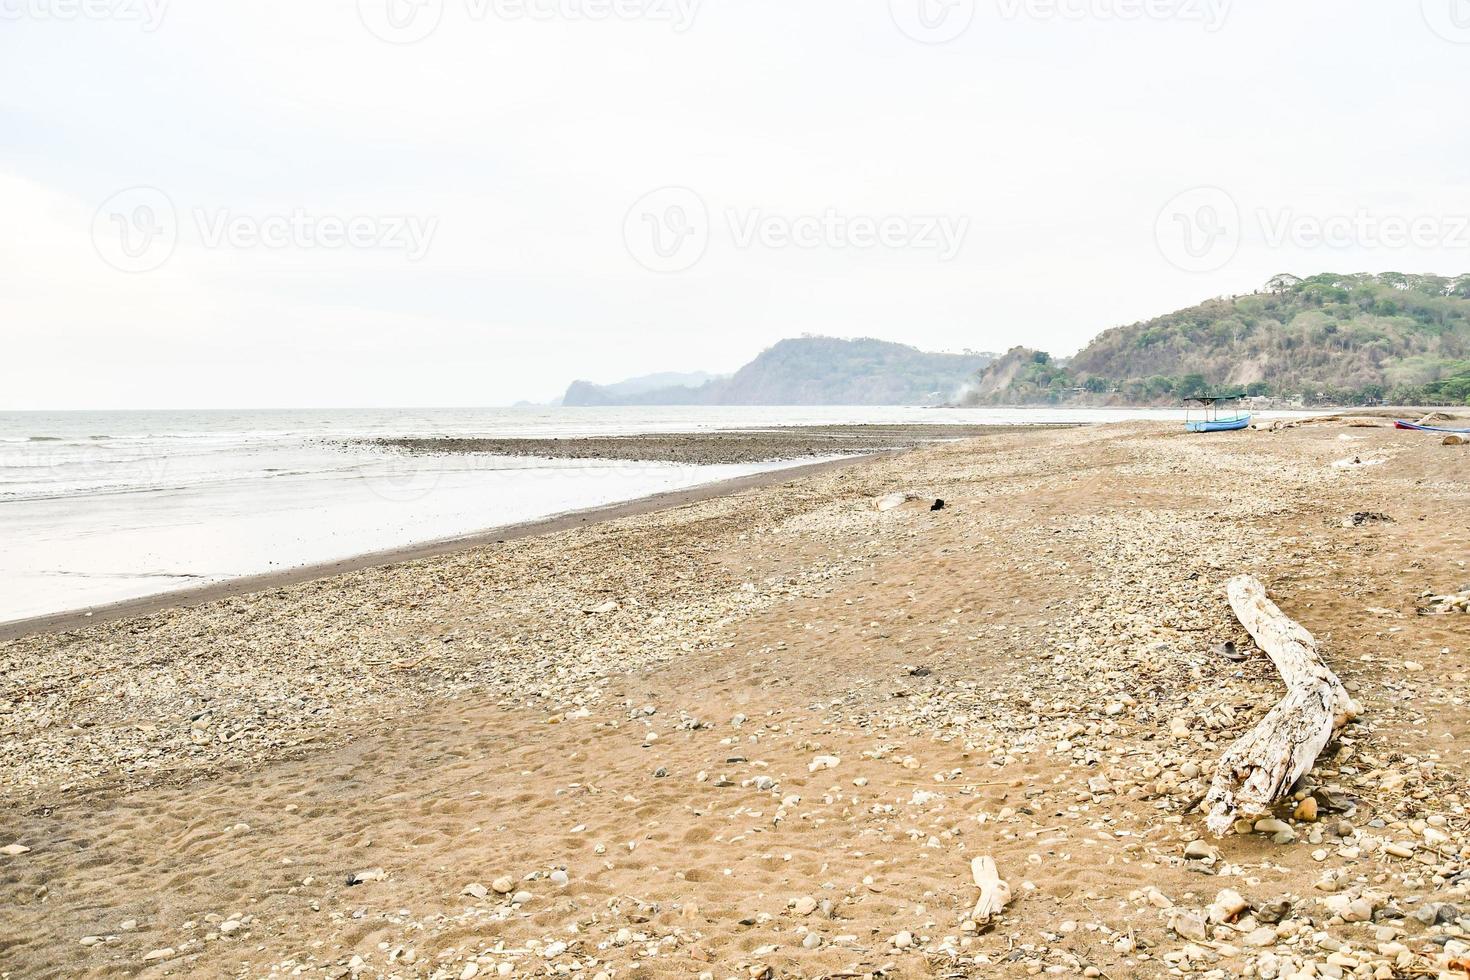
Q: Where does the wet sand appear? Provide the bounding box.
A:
[0,454,891,643]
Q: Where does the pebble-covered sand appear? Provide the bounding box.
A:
[2,421,1468,979]
[364,424,1046,465]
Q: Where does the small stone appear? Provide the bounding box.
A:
[1254,818,1291,836]
[1208,889,1250,924]
[348,868,386,885]
[143,948,176,961]
[0,843,30,857]
[802,932,821,949]
[219,919,241,935]
[892,930,913,949]
[1184,840,1217,861]
[462,883,489,900]
[808,755,841,773]
[1294,797,1319,822]
[543,940,567,958]
[1256,899,1292,924]
[1170,910,1209,942]
[491,876,514,894]
[1410,903,1442,926]
[1384,842,1415,859]
[511,890,533,905]
[792,896,817,916]
[80,936,103,947]
[1244,926,1278,947]
[119,919,138,931]
[550,869,569,887]
[461,964,480,980]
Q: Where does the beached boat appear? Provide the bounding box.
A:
[1395,419,1470,434]
[1184,394,1252,433]
[1187,414,1252,433]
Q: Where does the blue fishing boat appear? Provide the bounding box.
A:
[1187,414,1252,432]
[1184,394,1252,433]
[1395,419,1470,434]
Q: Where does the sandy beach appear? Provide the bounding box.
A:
[3,421,1468,979]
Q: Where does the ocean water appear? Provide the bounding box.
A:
[0,405,1215,625]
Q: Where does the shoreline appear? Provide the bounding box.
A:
[0,452,891,643]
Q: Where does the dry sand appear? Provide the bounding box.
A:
[2,422,1468,979]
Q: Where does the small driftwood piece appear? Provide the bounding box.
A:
[1203,576,1360,836]
[970,856,1010,924]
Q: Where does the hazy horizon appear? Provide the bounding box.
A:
[6,0,1470,409]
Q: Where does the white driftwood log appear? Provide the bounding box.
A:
[1203,575,1360,836]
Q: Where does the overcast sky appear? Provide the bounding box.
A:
[4,0,1469,409]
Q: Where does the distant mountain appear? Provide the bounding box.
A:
[961,273,1470,407]
[600,371,725,398]
[564,337,995,407]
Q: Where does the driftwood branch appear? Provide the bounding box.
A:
[970,856,1010,924]
[1203,575,1360,836]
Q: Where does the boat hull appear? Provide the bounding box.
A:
[1396,420,1470,434]
[1186,415,1252,433]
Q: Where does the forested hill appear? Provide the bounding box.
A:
[961,273,1470,407]
[565,338,994,407]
